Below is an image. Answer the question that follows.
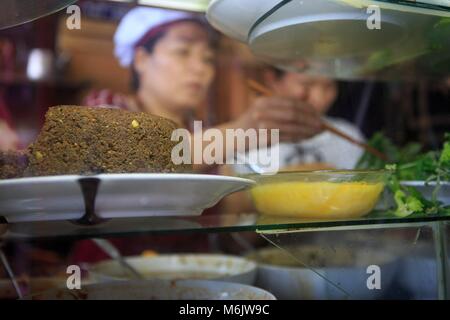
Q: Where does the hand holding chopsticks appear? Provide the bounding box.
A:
[238,92,323,142]
[247,79,388,161]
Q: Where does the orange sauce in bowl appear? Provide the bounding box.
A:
[251,181,384,219]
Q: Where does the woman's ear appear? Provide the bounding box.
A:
[133,47,151,75]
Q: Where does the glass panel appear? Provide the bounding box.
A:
[256,226,438,299]
[1,219,447,299]
[1,211,449,240]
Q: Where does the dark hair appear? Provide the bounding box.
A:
[269,66,286,79]
[130,30,167,92]
[130,19,218,92]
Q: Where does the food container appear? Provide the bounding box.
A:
[28,279,276,300]
[247,245,398,300]
[247,170,387,219]
[85,254,257,285]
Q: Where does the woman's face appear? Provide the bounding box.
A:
[134,21,215,112]
[270,72,337,115]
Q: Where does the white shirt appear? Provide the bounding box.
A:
[232,117,365,174]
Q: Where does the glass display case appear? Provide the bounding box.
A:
[0,0,449,301]
[1,208,449,299]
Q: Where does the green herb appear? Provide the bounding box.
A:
[357,132,450,217]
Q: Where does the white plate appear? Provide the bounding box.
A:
[207,0,448,81]
[0,174,255,223]
[28,279,276,300]
[86,254,257,285]
[0,175,84,223]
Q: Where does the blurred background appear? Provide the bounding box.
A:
[0,0,448,151]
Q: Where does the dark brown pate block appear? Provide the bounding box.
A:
[25,105,190,176]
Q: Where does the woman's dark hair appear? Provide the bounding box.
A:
[130,31,167,92]
[269,66,286,79]
[130,19,218,92]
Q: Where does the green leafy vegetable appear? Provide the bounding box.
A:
[439,133,450,168]
[393,190,423,217]
[357,132,450,217]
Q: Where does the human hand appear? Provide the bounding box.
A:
[235,96,323,143]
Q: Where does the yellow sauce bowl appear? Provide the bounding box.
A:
[248,171,386,219]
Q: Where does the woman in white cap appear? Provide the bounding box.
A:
[85,7,216,128]
[85,7,323,170]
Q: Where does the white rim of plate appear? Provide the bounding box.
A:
[0,173,256,186]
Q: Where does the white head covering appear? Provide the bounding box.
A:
[114,7,198,67]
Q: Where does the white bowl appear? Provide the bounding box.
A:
[86,254,257,285]
[29,279,276,300]
[247,245,399,300]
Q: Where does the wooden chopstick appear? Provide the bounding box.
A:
[247,79,273,97]
[322,123,388,161]
[247,79,388,161]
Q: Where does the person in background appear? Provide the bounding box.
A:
[218,69,367,254]
[234,67,366,174]
[220,68,366,221]
[84,7,324,172]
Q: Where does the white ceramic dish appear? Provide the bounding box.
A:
[207,0,448,44]
[247,245,398,300]
[94,174,254,219]
[0,174,254,222]
[0,175,84,223]
[86,254,257,285]
[28,279,276,300]
[207,0,447,81]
